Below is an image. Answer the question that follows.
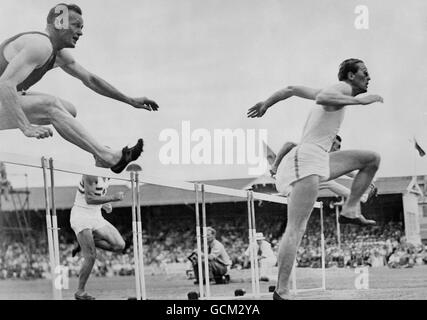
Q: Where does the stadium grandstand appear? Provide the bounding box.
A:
[1,170,427,281]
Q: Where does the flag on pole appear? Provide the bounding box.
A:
[414,138,426,157]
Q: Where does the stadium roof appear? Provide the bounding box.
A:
[0,175,425,211]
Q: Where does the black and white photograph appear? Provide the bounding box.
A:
[0,0,426,308]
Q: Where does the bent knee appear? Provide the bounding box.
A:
[367,151,381,168]
[113,240,125,252]
[46,97,77,118]
[62,100,77,117]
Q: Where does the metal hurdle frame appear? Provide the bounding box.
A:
[194,183,205,298]
[129,170,147,300]
[247,190,257,297]
[1,151,326,300]
[0,152,147,300]
[195,184,325,300]
[129,171,141,300]
[247,190,260,298]
[134,171,146,299]
[41,157,62,300]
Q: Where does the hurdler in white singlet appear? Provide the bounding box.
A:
[300,106,346,152]
[73,176,110,211]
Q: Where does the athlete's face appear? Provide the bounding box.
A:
[57,11,84,48]
[206,230,215,243]
[350,63,370,94]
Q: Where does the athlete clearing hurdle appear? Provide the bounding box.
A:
[270,135,378,203]
[70,171,129,300]
[248,58,383,299]
[0,4,159,173]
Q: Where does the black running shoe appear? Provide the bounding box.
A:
[111,139,144,174]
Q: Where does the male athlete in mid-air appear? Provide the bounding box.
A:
[269,135,378,205]
[248,58,383,299]
[0,4,159,173]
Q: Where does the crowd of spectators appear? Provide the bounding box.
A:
[1,213,426,280]
[298,216,427,269]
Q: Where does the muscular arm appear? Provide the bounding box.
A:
[58,50,158,111]
[271,142,298,175]
[265,85,320,107]
[0,36,53,138]
[315,82,383,108]
[83,175,122,205]
[248,86,321,118]
[58,51,132,103]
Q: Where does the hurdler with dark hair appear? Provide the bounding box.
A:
[248,58,383,299]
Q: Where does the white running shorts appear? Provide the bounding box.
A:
[70,205,109,235]
[275,143,330,196]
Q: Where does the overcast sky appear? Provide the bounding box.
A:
[1,0,427,187]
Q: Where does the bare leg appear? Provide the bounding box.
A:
[328,150,380,222]
[0,92,122,167]
[76,229,96,297]
[92,222,125,253]
[276,175,319,298]
[319,180,350,198]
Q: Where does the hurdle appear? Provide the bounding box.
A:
[41,157,62,300]
[134,170,146,299]
[1,151,327,300]
[194,183,205,298]
[0,152,146,300]
[247,190,258,297]
[129,169,147,300]
[195,183,325,300]
[247,190,260,298]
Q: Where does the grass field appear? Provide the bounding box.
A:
[1,265,426,300]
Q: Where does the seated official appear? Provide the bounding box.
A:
[188,227,231,284]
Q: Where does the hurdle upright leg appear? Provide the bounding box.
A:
[135,172,147,300]
[201,184,211,298]
[249,191,261,297]
[194,183,205,298]
[49,158,62,299]
[130,172,141,300]
[41,157,61,300]
[320,202,326,290]
[246,190,256,297]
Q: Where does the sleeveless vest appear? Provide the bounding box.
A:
[0,31,57,91]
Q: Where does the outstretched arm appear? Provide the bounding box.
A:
[315,82,383,108]
[270,142,297,176]
[247,86,321,118]
[57,50,159,111]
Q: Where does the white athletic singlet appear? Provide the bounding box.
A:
[300,106,346,151]
[73,176,110,210]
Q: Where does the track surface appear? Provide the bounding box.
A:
[1,266,426,300]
